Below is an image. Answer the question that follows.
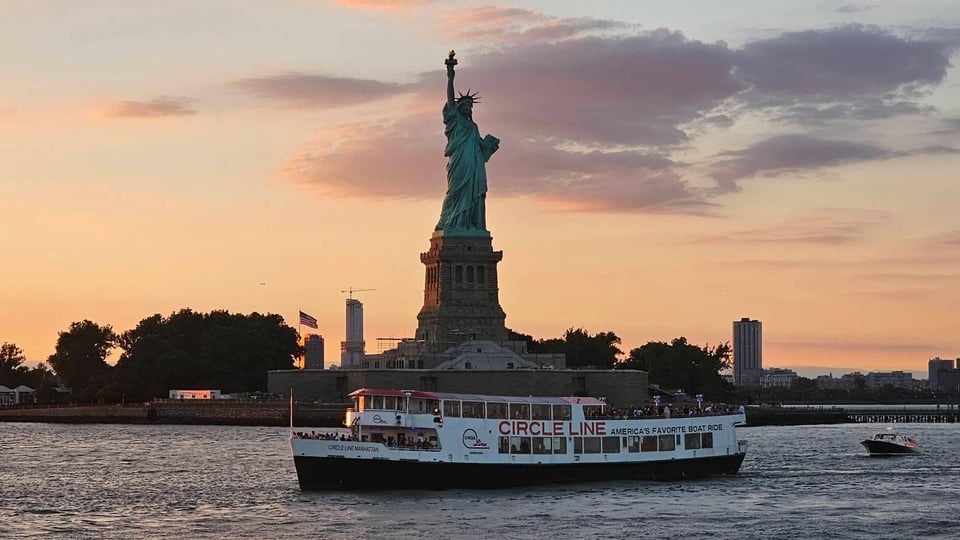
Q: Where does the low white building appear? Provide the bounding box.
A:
[0,385,13,405]
[169,389,221,400]
[0,385,35,405]
[760,368,798,388]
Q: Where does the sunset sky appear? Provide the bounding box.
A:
[2,0,959,377]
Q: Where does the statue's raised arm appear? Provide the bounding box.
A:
[445,50,457,106]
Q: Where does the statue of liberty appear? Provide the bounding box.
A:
[435,50,500,235]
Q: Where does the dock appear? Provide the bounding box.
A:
[746,405,960,426]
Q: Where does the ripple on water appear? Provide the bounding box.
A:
[3,422,960,539]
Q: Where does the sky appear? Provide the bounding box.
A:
[2,0,959,378]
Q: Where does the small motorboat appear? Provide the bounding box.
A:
[860,431,920,456]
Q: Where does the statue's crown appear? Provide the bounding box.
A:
[456,89,481,105]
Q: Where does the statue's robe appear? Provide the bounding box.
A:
[435,101,499,234]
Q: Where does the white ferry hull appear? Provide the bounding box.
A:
[292,452,747,490]
[290,389,748,490]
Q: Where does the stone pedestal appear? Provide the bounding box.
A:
[416,233,507,351]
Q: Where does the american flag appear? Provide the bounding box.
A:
[299,310,318,329]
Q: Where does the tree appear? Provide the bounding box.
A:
[47,320,117,402]
[616,337,734,400]
[115,309,299,400]
[1,342,29,383]
[530,328,622,369]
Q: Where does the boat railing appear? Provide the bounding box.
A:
[583,410,743,421]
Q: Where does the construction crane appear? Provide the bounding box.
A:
[341,287,376,299]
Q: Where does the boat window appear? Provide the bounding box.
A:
[582,437,602,454]
[372,395,385,410]
[641,436,658,452]
[552,437,567,454]
[701,432,713,449]
[573,437,583,454]
[684,433,701,450]
[626,436,641,453]
[443,400,460,417]
[498,436,510,454]
[531,404,551,420]
[357,395,366,411]
[532,437,552,455]
[462,401,484,418]
[510,436,531,454]
[552,404,571,421]
[425,399,440,414]
[602,436,619,453]
[658,435,675,452]
[486,402,508,419]
[509,403,529,420]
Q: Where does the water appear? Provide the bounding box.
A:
[2,422,959,539]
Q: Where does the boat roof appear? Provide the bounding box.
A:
[349,388,606,405]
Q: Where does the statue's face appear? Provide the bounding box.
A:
[458,100,473,119]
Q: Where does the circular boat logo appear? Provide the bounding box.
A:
[462,429,488,449]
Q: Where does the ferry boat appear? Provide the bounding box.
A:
[290,388,748,490]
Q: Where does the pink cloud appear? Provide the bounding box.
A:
[697,209,892,245]
[233,73,406,108]
[708,134,894,190]
[250,12,957,214]
[284,112,704,212]
[442,6,628,45]
[101,97,196,118]
[735,25,953,120]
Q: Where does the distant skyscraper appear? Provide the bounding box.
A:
[733,318,762,387]
[340,299,365,368]
[303,334,325,370]
[928,357,956,390]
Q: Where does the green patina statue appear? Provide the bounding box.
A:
[435,50,500,236]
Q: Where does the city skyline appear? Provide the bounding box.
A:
[2,1,959,374]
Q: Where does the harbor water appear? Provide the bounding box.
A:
[2,422,959,539]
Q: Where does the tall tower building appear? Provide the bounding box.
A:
[928,357,956,390]
[303,334,325,370]
[340,299,365,368]
[733,318,762,386]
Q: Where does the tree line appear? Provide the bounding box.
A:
[2,309,298,404]
[510,328,736,401]
[5,317,735,404]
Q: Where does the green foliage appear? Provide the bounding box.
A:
[616,337,734,400]
[1,342,29,380]
[506,328,536,352]
[529,328,622,369]
[114,309,299,401]
[46,320,117,402]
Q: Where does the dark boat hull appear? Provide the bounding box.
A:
[860,440,919,457]
[293,453,747,490]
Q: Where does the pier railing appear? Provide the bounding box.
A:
[746,405,960,425]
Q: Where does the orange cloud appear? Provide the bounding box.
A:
[101,97,196,119]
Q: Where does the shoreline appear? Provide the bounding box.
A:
[4,403,958,427]
[0,401,348,428]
